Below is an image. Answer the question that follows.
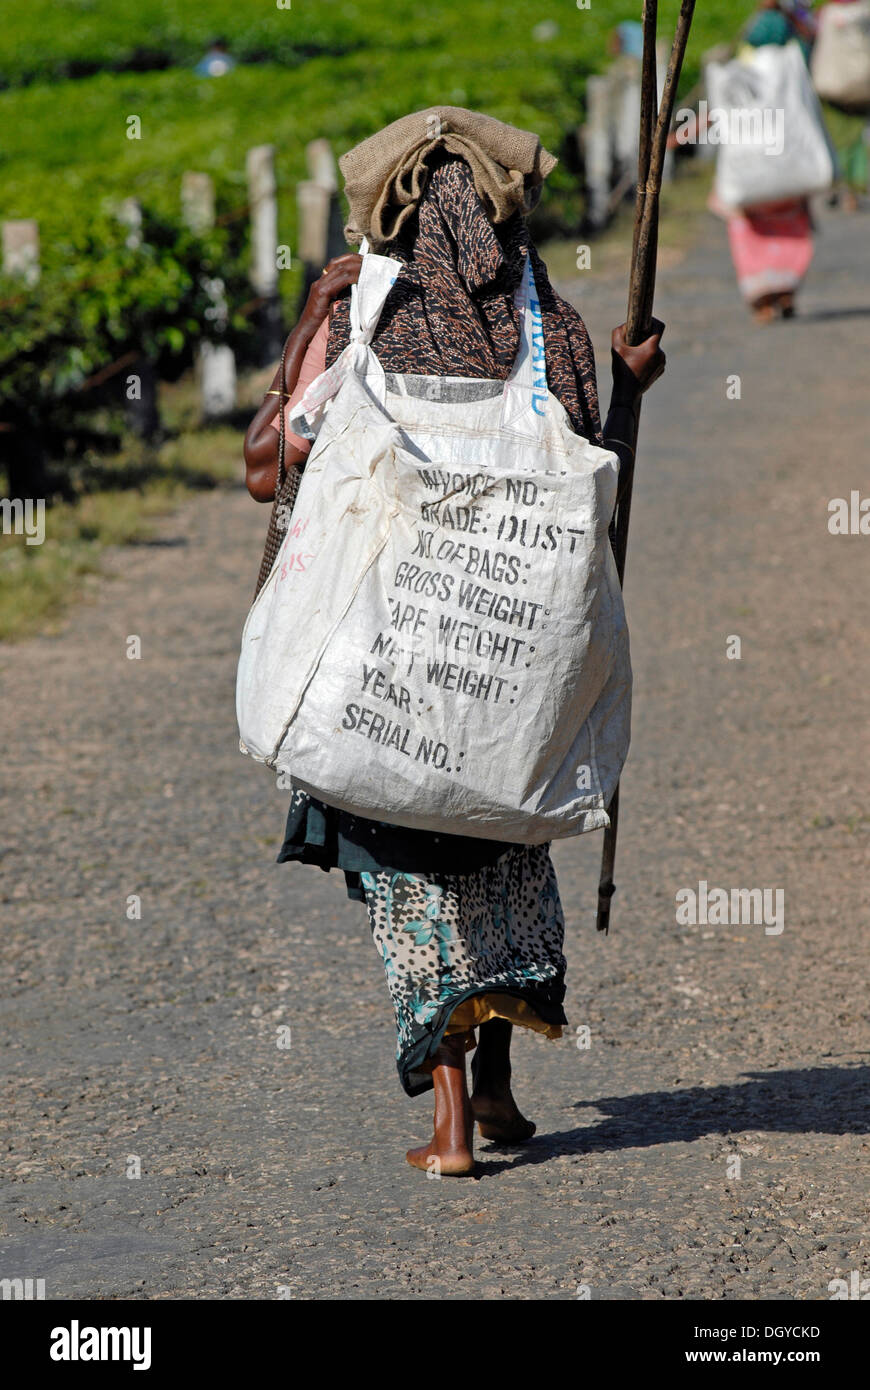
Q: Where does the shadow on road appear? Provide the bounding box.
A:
[476,1065,870,1176]
[797,306,870,323]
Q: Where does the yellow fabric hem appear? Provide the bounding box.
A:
[444,993,563,1045]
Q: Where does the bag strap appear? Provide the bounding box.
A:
[349,239,402,358]
[289,243,548,440]
[288,240,402,434]
[500,251,550,439]
[276,329,290,495]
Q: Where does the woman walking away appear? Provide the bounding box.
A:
[726,1,820,323]
[243,108,665,1176]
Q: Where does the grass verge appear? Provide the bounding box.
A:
[0,380,256,641]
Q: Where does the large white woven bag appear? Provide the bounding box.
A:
[236,247,631,844]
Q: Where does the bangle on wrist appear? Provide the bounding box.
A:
[604,435,636,456]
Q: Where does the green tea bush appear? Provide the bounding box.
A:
[1,0,755,91]
[0,0,756,477]
[0,207,252,434]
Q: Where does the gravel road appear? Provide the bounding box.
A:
[1,206,868,1301]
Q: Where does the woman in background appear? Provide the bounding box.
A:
[727,0,819,322]
[817,0,870,211]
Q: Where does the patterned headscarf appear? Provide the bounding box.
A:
[326,152,603,444]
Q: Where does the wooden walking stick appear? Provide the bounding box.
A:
[596,0,697,935]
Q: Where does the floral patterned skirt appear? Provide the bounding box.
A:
[359,844,567,1096]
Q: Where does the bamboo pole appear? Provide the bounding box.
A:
[596,0,696,935]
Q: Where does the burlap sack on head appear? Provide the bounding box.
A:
[339,106,558,248]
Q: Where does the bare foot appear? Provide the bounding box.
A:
[752,302,778,326]
[751,292,782,326]
[471,1089,536,1144]
[406,1137,475,1176]
[406,1033,475,1177]
[470,1018,536,1143]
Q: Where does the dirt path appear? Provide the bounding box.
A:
[1,207,868,1300]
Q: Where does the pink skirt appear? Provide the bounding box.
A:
[727,201,814,304]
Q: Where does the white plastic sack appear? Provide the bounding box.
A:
[709,40,836,210]
[236,249,631,845]
[812,1,870,110]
